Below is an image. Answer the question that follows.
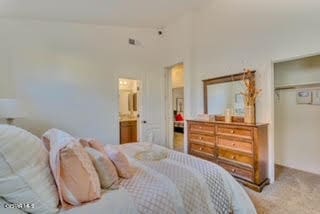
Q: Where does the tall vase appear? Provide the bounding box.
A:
[244,105,255,124]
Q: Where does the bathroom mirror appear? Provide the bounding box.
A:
[119,91,137,114]
[203,72,255,117]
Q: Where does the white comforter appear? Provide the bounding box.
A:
[0,143,256,214]
[62,143,256,214]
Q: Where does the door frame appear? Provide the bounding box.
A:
[164,62,184,150]
[117,78,142,144]
[269,51,320,182]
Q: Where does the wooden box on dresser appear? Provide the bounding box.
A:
[187,119,269,192]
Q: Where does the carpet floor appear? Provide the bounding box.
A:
[246,165,320,214]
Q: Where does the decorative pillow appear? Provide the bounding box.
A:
[106,149,134,178]
[88,140,108,154]
[85,147,118,189]
[79,138,90,148]
[59,142,101,205]
[0,125,59,214]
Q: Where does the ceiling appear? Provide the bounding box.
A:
[0,0,211,28]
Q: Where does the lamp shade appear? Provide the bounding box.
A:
[0,99,22,119]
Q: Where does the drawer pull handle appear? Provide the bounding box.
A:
[230,130,235,134]
[231,169,236,173]
[231,156,236,160]
[232,143,236,146]
[199,126,202,129]
[199,137,203,140]
[199,147,203,151]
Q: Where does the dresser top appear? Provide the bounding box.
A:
[186,119,268,127]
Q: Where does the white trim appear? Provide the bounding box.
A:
[164,67,174,149]
[164,62,185,150]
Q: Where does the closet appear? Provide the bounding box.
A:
[274,55,320,175]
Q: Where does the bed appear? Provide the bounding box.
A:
[0,124,256,214]
[62,142,256,214]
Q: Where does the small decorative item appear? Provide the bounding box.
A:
[135,143,168,161]
[176,98,184,112]
[225,108,232,123]
[312,90,320,105]
[241,69,261,124]
[234,93,245,116]
[196,114,209,121]
[214,115,225,122]
[296,90,312,104]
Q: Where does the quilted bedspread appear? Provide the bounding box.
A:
[61,143,256,214]
[117,143,256,214]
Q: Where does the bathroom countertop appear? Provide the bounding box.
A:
[120,118,138,122]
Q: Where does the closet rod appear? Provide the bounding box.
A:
[274,82,320,91]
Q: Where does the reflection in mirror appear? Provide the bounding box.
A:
[119,78,139,120]
[207,80,245,116]
[119,90,132,114]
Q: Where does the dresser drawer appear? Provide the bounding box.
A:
[189,134,215,145]
[218,161,254,182]
[216,125,253,140]
[189,122,214,135]
[217,136,253,154]
[218,149,253,168]
[190,143,215,158]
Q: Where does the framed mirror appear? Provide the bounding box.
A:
[203,71,256,119]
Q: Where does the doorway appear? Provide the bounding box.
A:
[165,63,185,152]
[118,78,141,144]
[273,54,320,176]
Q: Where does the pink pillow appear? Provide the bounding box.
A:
[107,149,134,179]
[42,129,101,208]
[59,143,101,205]
[79,139,90,148]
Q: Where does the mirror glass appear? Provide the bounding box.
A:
[119,91,137,114]
[207,80,245,116]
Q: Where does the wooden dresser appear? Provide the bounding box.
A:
[187,120,269,192]
[120,120,137,144]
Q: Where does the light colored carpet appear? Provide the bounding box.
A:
[246,165,320,214]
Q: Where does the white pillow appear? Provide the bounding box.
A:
[0,125,59,214]
[85,147,118,189]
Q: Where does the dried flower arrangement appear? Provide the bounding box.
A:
[241,69,262,106]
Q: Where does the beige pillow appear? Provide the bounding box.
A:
[0,125,59,214]
[107,149,134,179]
[59,143,101,206]
[85,147,118,189]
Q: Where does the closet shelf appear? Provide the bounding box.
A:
[275,82,320,91]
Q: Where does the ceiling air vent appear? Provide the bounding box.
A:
[128,38,136,45]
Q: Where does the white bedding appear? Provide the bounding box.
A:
[60,143,256,214]
[60,189,138,214]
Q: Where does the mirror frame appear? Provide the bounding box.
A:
[203,71,256,114]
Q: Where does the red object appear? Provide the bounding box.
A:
[176,114,184,121]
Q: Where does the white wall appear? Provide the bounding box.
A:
[275,56,320,175]
[275,55,320,86]
[163,0,320,181]
[161,13,194,153]
[0,19,166,145]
